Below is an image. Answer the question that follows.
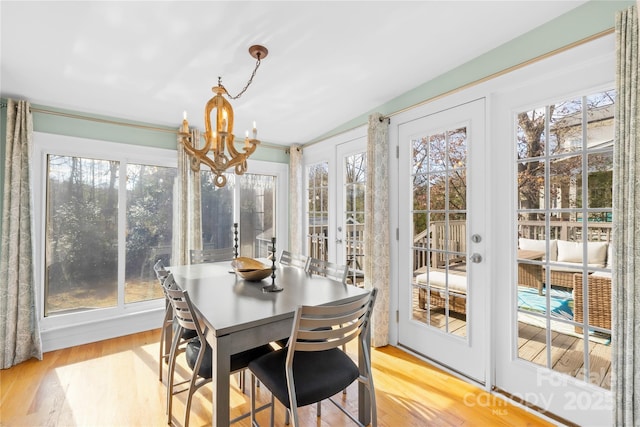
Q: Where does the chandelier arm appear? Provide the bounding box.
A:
[182,134,213,160]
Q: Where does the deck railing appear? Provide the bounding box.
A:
[412,219,612,272]
[518,220,612,242]
[308,219,612,274]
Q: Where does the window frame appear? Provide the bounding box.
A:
[32,132,178,332]
[33,133,289,350]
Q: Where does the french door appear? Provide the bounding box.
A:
[397,99,487,383]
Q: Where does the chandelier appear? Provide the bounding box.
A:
[179,45,268,187]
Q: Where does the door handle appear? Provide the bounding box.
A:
[470,253,482,263]
[336,239,342,244]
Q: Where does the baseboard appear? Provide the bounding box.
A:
[40,308,164,352]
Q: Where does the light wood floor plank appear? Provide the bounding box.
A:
[0,329,553,426]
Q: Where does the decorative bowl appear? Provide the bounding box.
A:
[231,257,272,281]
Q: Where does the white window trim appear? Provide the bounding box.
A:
[32,133,177,351]
[32,132,288,351]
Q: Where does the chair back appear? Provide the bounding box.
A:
[190,247,235,264]
[305,257,348,284]
[287,288,377,356]
[154,259,169,282]
[162,274,205,341]
[279,250,308,269]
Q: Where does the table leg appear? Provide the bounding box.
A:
[211,332,232,427]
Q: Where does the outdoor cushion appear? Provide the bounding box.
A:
[519,238,558,261]
[557,240,608,267]
[416,271,467,294]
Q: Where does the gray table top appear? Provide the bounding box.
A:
[168,261,369,337]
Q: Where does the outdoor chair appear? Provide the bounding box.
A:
[190,247,235,264]
[279,250,308,269]
[163,274,274,427]
[248,288,378,427]
[573,273,612,334]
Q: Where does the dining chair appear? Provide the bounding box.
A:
[283,255,350,423]
[163,273,274,427]
[305,257,349,284]
[279,250,308,269]
[189,247,235,264]
[248,288,378,427]
[155,260,197,383]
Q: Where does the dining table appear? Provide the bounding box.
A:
[167,260,372,427]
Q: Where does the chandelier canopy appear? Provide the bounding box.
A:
[179,45,268,187]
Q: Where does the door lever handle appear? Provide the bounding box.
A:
[470,253,482,263]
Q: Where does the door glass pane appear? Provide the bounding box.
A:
[307,163,329,260]
[45,155,118,316]
[515,90,614,389]
[125,164,176,304]
[344,152,366,286]
[240,174,276,258]
[411,127,468,337]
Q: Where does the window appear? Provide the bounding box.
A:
[199,172,277,258]
[34,134,288,345]
[42,147,177,318]
[239,174,276,258]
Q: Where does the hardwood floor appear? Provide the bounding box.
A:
[0,330,553,427]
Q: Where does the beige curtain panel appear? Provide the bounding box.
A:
[288,144,304,254]
[0,99,42,369]
[365,112,390,347]
[172,129,202,266]
[612,5,639,426]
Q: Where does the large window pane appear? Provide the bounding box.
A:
[125,164,176,304]
[240,174,276,258]
[201,172,235,249]
[45,155,118,316]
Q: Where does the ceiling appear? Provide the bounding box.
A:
[1,1,588,146]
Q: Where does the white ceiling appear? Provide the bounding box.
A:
[1,1,587,146]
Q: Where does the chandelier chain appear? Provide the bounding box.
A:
[221,56,262,100]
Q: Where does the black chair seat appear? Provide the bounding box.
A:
[249,347,359,409]
[186,338,274,379]
[173,318,198,340]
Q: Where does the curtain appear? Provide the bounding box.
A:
[364,113,390,347]
[0,99,42,369]
[613,5,639,426]
[172,129,202,265]
[288,144,304,254]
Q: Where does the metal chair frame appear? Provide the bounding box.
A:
[249,289,378,427]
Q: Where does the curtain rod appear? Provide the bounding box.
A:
[302,27,614,149]
[0,102,288,152]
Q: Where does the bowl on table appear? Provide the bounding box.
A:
[231,257,273,281]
